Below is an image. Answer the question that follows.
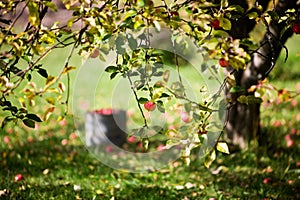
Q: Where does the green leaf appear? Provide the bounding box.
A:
[23,118,35,128]
[221,0,228,8]
[37,68,48,78]
[247,96,263,104]
[105,66,118,73]
[218,99,227,121]
[216,142,230,154]
[219,17,231,30]
[27,1,40,26]
[160,93,170,98]
[3,106,18,113]
[46,97,56,105]
[26,113,42,122]
[102,33,112,41]
[127,36,138,50]
[124,10,137,20]
[110,72,119,79]
[116,34,126,54]
[201,63,207,72]
[237,95,248,104]
[226,5,244,13]
[138,97,148,104]
[204,150,216,168]
[267,10,279,21]
[247,11,258,20]
[229,86,245,93]
[137,0,145,7]
[1,116,14,129]
[156,100,165,113]
[44,1,58,11]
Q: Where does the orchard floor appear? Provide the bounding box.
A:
[0,83,300,200]
[1,35,300,200]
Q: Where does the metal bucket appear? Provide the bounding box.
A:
[85,109,127,147]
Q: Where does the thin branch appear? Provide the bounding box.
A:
[127,73,148,128]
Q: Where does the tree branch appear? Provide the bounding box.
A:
[241,0,299,89]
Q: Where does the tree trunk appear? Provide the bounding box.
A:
[225,0,298,149]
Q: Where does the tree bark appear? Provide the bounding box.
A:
[225,0,298,148]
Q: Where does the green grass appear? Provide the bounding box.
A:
[1,36,300,199]
[1,106,300,199]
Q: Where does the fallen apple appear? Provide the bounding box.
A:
[14,174,23,182]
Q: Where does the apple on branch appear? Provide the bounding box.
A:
[144,101,156,111]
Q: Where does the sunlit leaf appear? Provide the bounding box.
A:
[45,76,56,88]
[221,0,228,8]
[43,107,55,121]
[219,17,231,30]
[247,12,258,20]
[216,142,230,154]
[153,20,161,32]
[62,66,76,74]
[58,82,65,93]
[204,150,216,168]
[46,97,56,105]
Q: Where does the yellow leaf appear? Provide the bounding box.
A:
[62,66,76,74]
[216,142,230,154]
[46,97,56,105]
[204,150,216,168]
[237,95,248,104]
[58,82,65,93]
[45,76,56,88]
[43,107,55,121]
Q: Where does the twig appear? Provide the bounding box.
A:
[127,73,148,128]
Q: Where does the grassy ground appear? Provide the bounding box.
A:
[1,35,300,199]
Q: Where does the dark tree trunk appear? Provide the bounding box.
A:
[225,0,298,148]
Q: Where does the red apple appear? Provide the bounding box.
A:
[4,136,9,144]
[105,145,114,153]
[96,108,113,115]
[14,174,24,182]
[211,19,221,29]
[144,101,156,111]
[219,58,229,67]
[157,144,165,151]
[90,49,100,58]
[127,136,136,143]
[292,23,300,34]
[286,139,294,148]
[263,178,272,184]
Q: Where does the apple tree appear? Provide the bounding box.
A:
[1,0,300,165]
